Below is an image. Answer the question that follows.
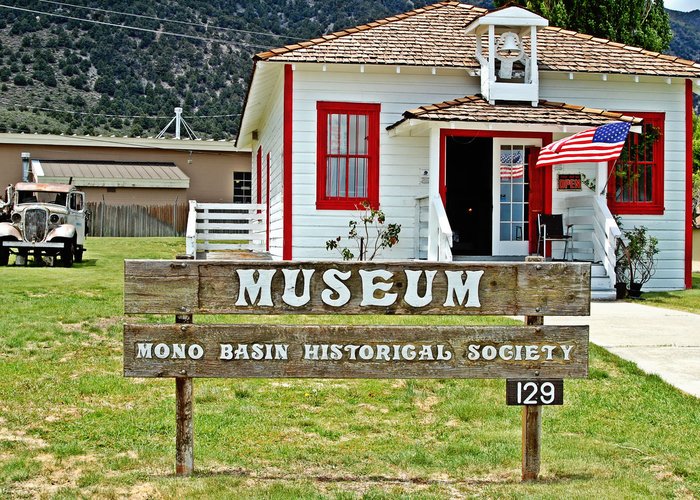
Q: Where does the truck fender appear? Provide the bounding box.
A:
[47,224,76,241]
[0,222,21,240]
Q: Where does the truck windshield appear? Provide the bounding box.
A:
[17,191,67,205]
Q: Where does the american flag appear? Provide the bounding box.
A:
[500,149,524,179]
[536,122,632,168]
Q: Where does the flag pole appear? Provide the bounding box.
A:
[599,159,618,196]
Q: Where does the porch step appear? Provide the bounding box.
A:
[591,263,615,301]
[591,264,607,277]
[591,289,617,301]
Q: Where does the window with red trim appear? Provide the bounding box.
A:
[608,112,664,215]
[316,101,380,210]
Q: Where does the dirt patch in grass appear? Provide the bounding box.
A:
[0,423,48,449]
[114,482,161,500]
[12,453,99,497]
[195,464,517,498]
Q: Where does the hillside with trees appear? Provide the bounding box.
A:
[668,8,700,64]
[0,0,696,140]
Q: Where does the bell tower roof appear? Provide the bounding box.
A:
[465,6,549,34]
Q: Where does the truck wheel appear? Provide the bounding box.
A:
[61,241,74,268]
[73,246,84,263]
[0,247,8,266]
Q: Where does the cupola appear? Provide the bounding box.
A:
[465,6,549,106]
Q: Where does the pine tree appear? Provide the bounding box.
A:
[494,0,672,53]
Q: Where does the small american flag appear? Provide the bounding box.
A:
[500,149,524,179]
[536,121,632,168]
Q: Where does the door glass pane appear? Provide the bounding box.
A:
[512,184,524,202]
[499,144,529,243]
[500,203,511,222]
[512,203,523,222]
[500,223,510,240]
[512,223,524,241]
[500,184,511,202]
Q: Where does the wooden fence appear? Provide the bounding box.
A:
[87,202,189,237]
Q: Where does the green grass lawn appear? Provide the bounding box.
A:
[636,273,700,314]
[1,238,699,498]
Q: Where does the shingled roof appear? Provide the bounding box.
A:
[255,1,700,78]
[387,96,644,130]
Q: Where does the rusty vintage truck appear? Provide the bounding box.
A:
[0,182,88,267]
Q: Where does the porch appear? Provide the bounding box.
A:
[415,184,622,301]
[390,96,641,300]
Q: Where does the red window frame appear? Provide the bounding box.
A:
[607,112,665,215]
[316,101,380,210]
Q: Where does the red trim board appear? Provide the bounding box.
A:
[266,152,271,252]
[256,146,262,204]
[686,80,693,289]
[283,64,293,260]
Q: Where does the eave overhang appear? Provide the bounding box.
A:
[387,96,643,137]
[236,61,286,149]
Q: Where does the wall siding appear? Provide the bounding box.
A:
[542,74,687,290]
[264,64,688,290]
[292,67,477,261]
[251,67,286,259]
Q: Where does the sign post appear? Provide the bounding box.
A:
[522,255,542,481]
[124,259,590,479]
[174,254,194,476]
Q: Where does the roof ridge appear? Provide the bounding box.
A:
[255,1,488,61]
[544,26,700,71]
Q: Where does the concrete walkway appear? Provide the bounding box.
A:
[549,302,700,398]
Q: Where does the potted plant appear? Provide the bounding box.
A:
[616,225,659,298]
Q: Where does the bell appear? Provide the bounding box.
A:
[498,32,521,56]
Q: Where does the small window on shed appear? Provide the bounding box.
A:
[233,171,252,204]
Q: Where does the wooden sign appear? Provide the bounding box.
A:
[557,174,582,191]
[124,258,591,480]
[124,260,591,317]
[506,379,564,405]
[124,324,589,379]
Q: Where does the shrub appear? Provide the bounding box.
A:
[325,201,401,261]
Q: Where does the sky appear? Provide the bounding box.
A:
[664,0,699,12]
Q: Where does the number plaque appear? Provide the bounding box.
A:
[506,379,564,405]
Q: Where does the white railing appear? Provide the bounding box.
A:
[428,195,453,261]
[185,200,198,256]
[185,201,267,258]
[591,195,621,289]
[415,196,429,259]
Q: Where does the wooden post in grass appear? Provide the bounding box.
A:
[522,256,544,481]
[175,254,194,476]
